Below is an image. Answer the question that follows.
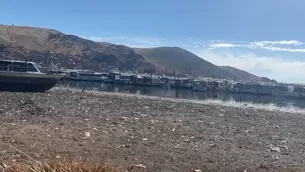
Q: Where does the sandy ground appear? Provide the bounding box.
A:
[0,88,305,171]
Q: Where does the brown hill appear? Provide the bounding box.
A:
[219,66,260,81]
[0,24,267,80]
[0,24,154,71]
[220,66,277,83]
[134,47,235,78]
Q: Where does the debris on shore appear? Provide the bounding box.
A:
[0,88,304,171]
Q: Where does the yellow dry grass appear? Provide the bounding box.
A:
[2,160,117,172]
[0,142,119,172]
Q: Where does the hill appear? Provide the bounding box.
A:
[0,24,154,71]
[219,66,260,81]
[220,66,277,83]
[0,24,267,80]
[134,47,234,78]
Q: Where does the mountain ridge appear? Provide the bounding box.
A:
[134,47,234,78]
[0,24,272,81]
[219,66,260,81]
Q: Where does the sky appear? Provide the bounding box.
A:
[1,0,305,82]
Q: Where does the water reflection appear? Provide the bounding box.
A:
[59,81,305,108]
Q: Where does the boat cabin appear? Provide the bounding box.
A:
[0,59,41,73]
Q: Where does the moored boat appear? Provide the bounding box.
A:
[193,80,208,92]
[0,59,64,92]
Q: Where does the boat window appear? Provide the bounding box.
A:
[27,63,38,72]
[70,72,77,77]
[79,73,95,77]
[0,61,12,71]
[12,62,27,72]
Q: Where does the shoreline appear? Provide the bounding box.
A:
[0,89,305,171]
[55,87,305,114]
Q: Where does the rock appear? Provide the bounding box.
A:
[209,143,217,148]
[133,164,146,169]
[184,138,191,142]
[281,145,288,150]
[1,163,8,169]
[120,116,128,120]
[142,138,148,141]
[245,129,254,134]
[117,144,126,148]
[84,132,91,138]
[194,169,202,172]
[269,145,280,153]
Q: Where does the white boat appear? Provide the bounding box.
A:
[0,59,63,92]
[64,70,104,82]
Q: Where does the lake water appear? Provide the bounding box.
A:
[58,81,305,109]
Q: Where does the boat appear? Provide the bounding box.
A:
[230,82,272,95]
[0,59,64,92]
[284,86,305,99]
[192,81,208,92]
[173,78,194,89]
[63,69,105,82]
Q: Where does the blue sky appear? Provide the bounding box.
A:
[2,0,305,82]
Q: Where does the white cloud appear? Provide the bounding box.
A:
[208,40,305,53]
[195,49,305,83]
[253,45,305,52]
[256,40,302,45]
[209,43,244,48]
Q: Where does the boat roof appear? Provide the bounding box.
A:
[63,69,94,73]
[0,59,36,64]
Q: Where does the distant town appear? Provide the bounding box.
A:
[54,68,305,99]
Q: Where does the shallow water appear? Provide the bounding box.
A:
[58,81,305,110]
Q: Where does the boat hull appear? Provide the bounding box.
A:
[193,86,208,92]
[0,72,63,92]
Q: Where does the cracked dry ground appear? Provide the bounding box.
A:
[0,89,304,172]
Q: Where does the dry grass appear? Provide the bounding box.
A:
[0,142,120,172]
[2,160,118,172]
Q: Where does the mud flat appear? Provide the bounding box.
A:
[0,88,304,171]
